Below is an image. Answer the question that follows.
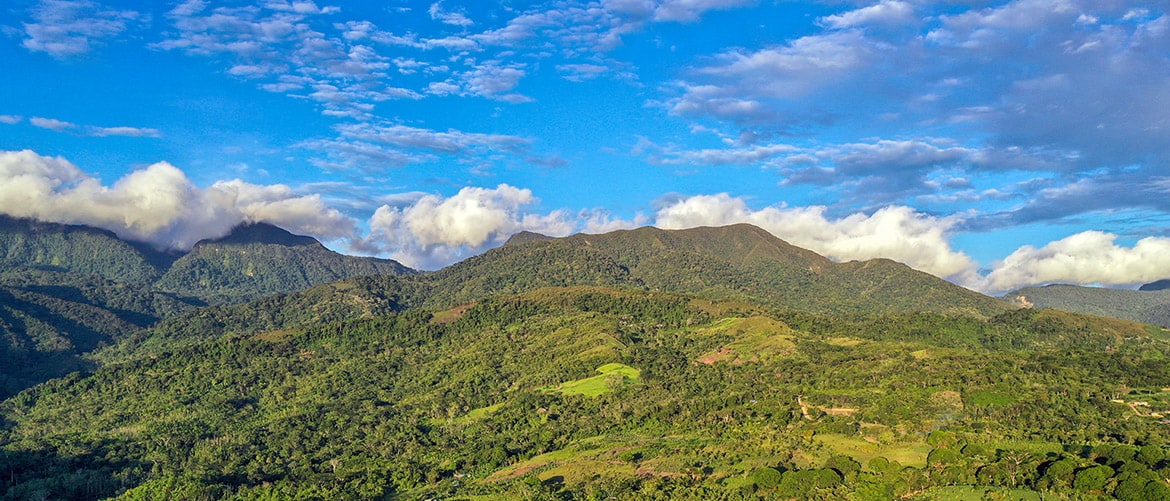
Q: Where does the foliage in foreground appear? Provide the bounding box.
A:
[3,287,1170,499]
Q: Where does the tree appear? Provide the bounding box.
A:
[1073,465,1114,493]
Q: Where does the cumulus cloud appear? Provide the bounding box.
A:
[653,193,978,282]
[0,150,354,249]
[981,231,1170,294]
[0,115,23,125]
[363,184,576,269]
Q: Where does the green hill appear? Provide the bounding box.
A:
[424,224,1012,317]
[2,286,1168,500]
[0,215,173,284]
[0,219,414,399]
[3,223,1168,499]
[1004,284,1170,328]
[155,223,414,305]
[106,224,1014,360]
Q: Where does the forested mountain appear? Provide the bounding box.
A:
[155,223,413,305]
[4,286,1170,499]
[0,215,174,283]
[1005,284,1170,328]
[106,224,1017,360]
[0,218,414,399]
[382,224,1011,317]
[10,220,1170,499]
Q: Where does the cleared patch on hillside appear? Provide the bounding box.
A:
[431,303,474,324]
[252,329,299,342]
[695,316,798,364]
[543,363,642,397]
[815,433,931,468]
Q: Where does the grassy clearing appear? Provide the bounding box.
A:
[430,303,473,324]
[815,433,931,468]
[545,363,641,397]
[966,389,1019,407]
[252,329,298,342]
[694,316,798,364]
[540,459,636,486]
[451,402,504,425]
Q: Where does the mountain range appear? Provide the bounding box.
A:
[1004,283,1170,328]
[0,216,412,398]
[5,217,1170,499]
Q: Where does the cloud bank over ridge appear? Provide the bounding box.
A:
[5,149,1167,294]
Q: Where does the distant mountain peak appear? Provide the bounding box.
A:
[204,222,319,247]
[1140,279,1170,291]
[504,230,552,246]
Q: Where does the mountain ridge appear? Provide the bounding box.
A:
[1004,283,1170,327]
[0,217,416,398]
[1140,278,1170,291]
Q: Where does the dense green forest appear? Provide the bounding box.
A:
[5,219,1170,499]
[5,286,1170,499]
[0,218,413,399]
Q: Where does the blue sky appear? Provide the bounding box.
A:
[2,0,1170,294]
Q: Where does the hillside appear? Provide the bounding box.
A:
[424,224,1012,317]
[1005,284,1170,328]
[3,286,1168,499]
[0,219,414,399]
[155,223,414,305]
[0,215,172,284]
[107,224,1017,360]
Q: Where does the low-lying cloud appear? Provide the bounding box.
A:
[363,184,577,269]
[4,149,1167,294]
[0,150,352,249]
[980,231,1170,295]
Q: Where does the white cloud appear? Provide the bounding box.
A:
[653,0,755,22]
[819,0,915,30]
[30,117,76,131]
[0,115,23,125]
[653,193,978,282]
[980,231,1170,294]
[156,1,392,118]
[22,0,141,58]
[27,117,162,138]
[428,2,473,27]
[87,126,162,137]
[649,142,796,165]
[364,184,575,269]
[668,30,884,126]
[556,63,610,81]
[461,62,532,103]
[0,150,354,250]
[335,122,529,155]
